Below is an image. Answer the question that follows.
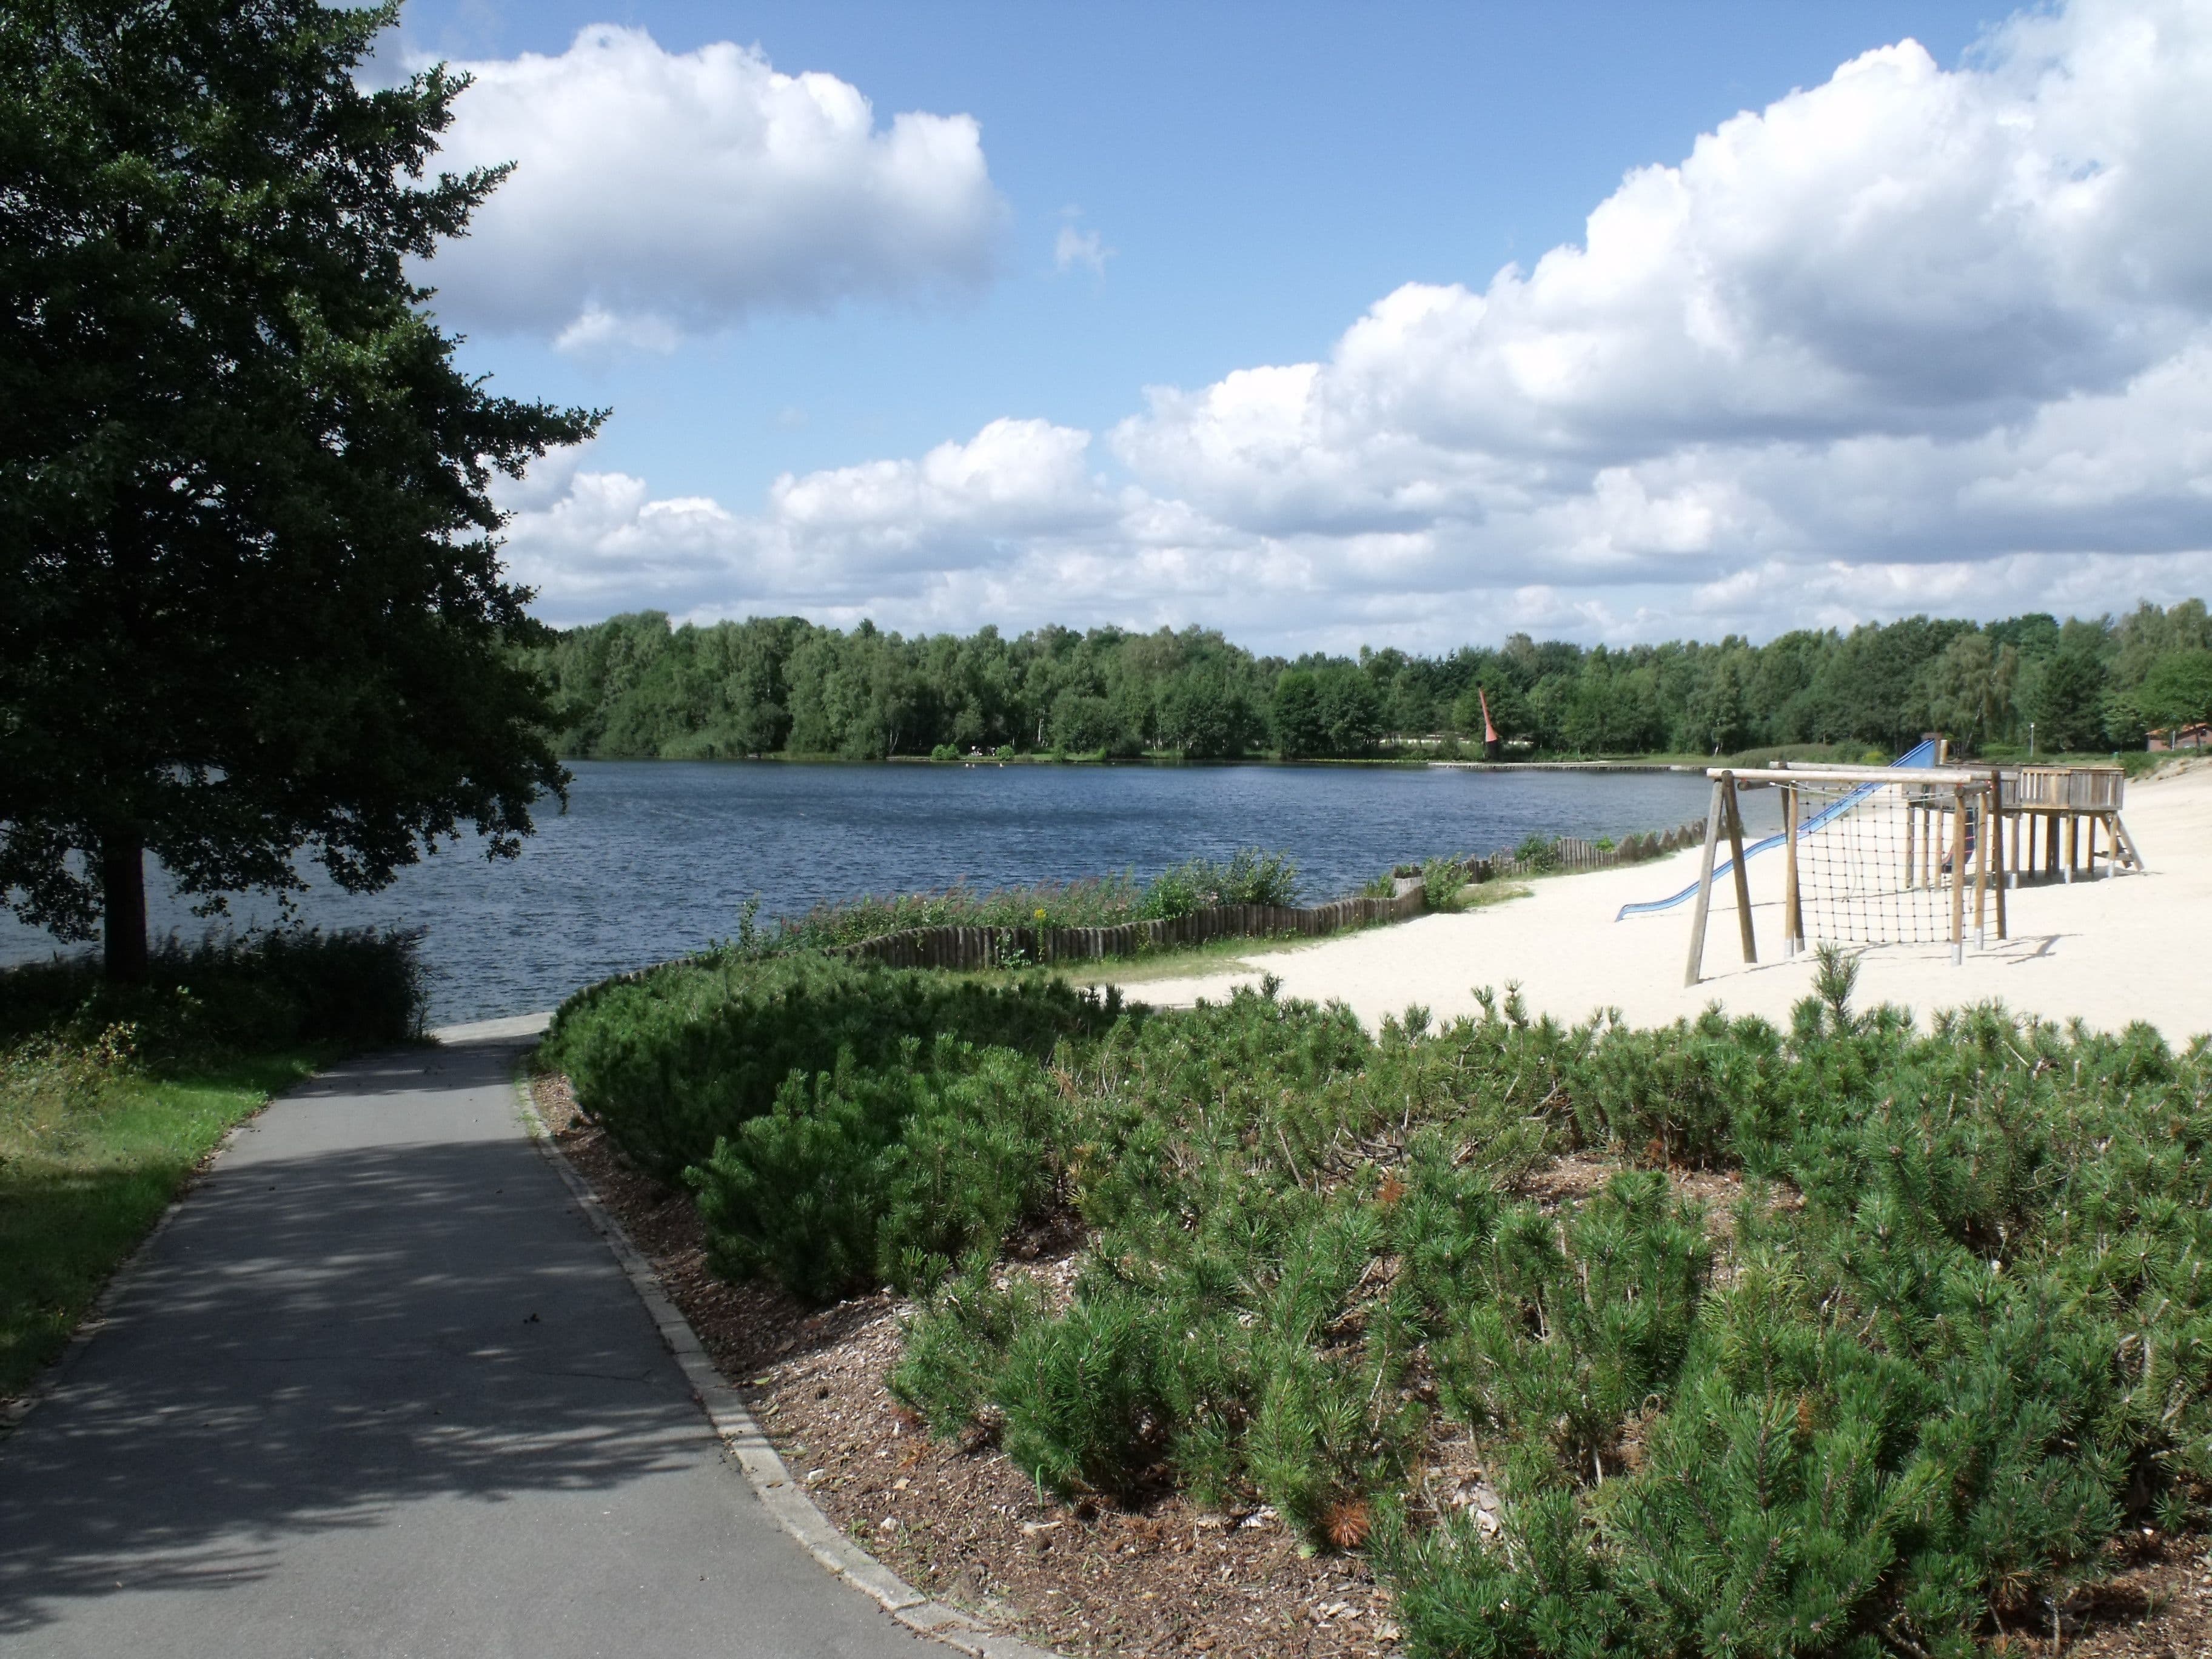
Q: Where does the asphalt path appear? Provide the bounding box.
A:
[0,1037,928,1658]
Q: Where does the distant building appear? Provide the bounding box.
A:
[2148,722,2211,752]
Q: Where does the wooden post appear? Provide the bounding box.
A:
[1972,784,1989,951]
[1903,797,1915,889]
[1724,776,1757,965]
[2110,811,2145,874]
[1988,773,2008,941]
[1684,776,1728,987]
[1949,786,1968,965]
[1783,782,1803,956]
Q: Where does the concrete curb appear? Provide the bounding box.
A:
[511,1070,1062,1659]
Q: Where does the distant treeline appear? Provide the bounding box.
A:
[532,601,2212,762]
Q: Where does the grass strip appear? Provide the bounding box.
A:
[1,927,426,1406]
[0,1044,323,1399]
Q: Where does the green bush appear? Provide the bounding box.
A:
[541,952,1119,1179]
[757,874,1150,953]
[708,846,1302,958]
[1421,854,1472,911]
[929,742,960,762]
[687,1036,1061,1303]
[1514,833,1560,873]
[996,1289,1176,1501]
[1433,1171,1710,1491]
[1136,848,1301,919]
[890,1253,1045,1436]
[0,928,426,1055]
[552,931,2212,1646]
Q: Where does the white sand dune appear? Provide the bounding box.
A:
[1103,760,2212,1045]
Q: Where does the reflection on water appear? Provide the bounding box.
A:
[0,762,1769,1025]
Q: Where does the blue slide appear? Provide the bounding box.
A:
[1614,739,1940,922]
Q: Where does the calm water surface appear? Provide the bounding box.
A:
[1,762,1769,1025]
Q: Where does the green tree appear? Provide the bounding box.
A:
[1314,665,1383,754]
[1681,654,1751,755]
[2025,649,2109,751]
[2136,649,2212,740]
[1919,632,2018,754]
[1048,690,1130,756]
[1272,670,1335,759]
[1810,617,1973,748]
[0,0,600,978]
[1156,670,1256,759]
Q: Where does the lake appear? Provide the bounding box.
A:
[0,762,1771,1025]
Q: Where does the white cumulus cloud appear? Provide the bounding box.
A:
[500,0,2212,650]
[418,26,1005,348]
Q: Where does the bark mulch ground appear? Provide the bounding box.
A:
[528,1071,2212,1659]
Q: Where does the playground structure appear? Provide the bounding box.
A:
[1684,764,2002,985]
[1617,739,1940,930]
[1672,753,2142,987]
[1999,765,2141,883]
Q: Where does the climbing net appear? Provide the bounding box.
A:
[1789,780,1971,947]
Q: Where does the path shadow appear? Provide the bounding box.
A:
[0,1061,706,1635]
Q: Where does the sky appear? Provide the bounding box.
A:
[383,0,2212,653]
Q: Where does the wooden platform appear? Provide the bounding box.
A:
[1994,765,2143,883]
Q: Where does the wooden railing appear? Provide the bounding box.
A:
[2000,766,2124,811]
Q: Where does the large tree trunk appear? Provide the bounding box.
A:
[101,831,149,982]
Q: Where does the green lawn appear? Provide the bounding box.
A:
[0,1045,321,1400]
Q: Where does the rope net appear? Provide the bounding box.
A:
[1790,781,1974,947]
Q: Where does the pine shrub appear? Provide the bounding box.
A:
[686,1036,1062,1304]
[543,954,1117,1177]
[890,1253,1045,1437]
[552,930,2212,1653]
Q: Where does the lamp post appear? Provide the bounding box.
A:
[2028,721,2036,760]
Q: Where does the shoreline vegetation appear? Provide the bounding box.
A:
[659,821,1693,980]
[597,746,2178,778]
[0,931,426,1404]
[535,601,2212,769]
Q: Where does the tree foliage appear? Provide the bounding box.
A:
[538,601,2211,765]
[0,0,598,975]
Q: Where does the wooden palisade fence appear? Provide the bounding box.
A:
[1463,818,1707,883]
[838,889,1425,971]
[837,816,1710,973]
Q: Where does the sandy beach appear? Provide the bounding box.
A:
[1105,759,2212,1045]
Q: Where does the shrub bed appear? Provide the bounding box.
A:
[538,951,1127,1182]
[545,946,2212,1658]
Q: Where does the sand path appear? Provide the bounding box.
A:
[1104,760,2211,1044]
